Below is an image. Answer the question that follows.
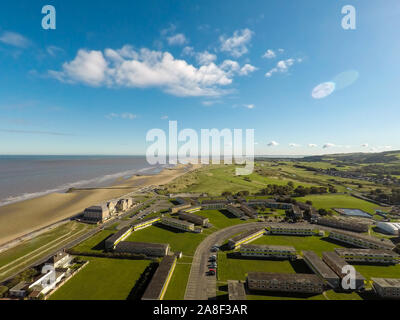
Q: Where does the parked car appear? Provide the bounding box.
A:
[208,270,216,276]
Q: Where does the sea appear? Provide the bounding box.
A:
[0,155,167,207]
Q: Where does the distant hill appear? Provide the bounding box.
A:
[303,150,400,164]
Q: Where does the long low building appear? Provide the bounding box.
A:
[302,251,340,289]
[317,217,368,233]
[228,280,247,300]
[182,205,202,214]
[268,224,316,236]
[247,199,293,210]
[132,216,161,231]
[334,248,400,265]
[240,204,258,219]
[228,228,265,249]
[178,211,209,226]
[170,203,192,214]
[322,251,365,291]
[372,278,400,299]
[247,272,325,294]
[161,217,195,232]
[114,241,170,257]
[142,255,177,300]
[241,244,296,260]
[201,199,229,210]
[105,226,133,250]
[226,205,244,218]
[328,230,395,250]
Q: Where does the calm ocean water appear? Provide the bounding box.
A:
[0,155,165,207]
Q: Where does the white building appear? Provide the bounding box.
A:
[377,222,400,235]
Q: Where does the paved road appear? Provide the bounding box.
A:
[184,222,269,300]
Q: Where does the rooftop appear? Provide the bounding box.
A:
[230,228,265,243]
[162,217,195,227]
[247,272,324,285]
[115,241,169,251]
[372,277,400,288]
[335,248,400,257]
[142,255,177,300]
[302,251,340,280]
[241,244,296,252]
[329,229,395,249]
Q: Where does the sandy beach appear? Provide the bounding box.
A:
[0,164,199,246]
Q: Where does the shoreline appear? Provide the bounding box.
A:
[0,163,200,247]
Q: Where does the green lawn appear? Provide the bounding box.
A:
[72,229,114,253]
[126,225,208,255]
[49,257,150,300]
[164,263,192,300]
[251,234,347,257]
[296,194,384,215]
[218,252,302,282]
[197,209,250,229]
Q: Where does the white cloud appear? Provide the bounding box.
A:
[167,33,187,46]
[278,49,285,53]
[161,115,169,120]
[243,104,255,109]
[289,143,301,147]
[262,49,276,59]
[106,113,137,120]
[0,31,31,48]
[312,82,336,99]
[323,143,335,149]
[308,144,318,148]
[50,49,108,86]
[196,51,217,65]
[239,64,257,76]
[267,141,279,147]
[265,58,301,78]
[361,143,369,148]
[182,46,194,56]
[51,47,252,97]
[220,28,253,58]
[46,45,64,56]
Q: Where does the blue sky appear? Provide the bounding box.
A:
[0,0,399,156]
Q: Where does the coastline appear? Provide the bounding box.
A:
[0,163,200,247]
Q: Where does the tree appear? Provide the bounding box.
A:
[306,200,313,206]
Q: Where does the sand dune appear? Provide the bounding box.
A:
[0,164,199,246]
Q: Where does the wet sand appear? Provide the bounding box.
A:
[0,164,199,246]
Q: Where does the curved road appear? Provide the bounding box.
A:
[184,222,269,300]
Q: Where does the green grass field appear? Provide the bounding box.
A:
[164,262,192,300]
[296,194,384,215]
[251,234,347,256]
[49,257,150,300]
[126,225,208,255]
[72,229,115,253]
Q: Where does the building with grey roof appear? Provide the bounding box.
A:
[83,204,110,223]
[317,217,369,233]
[228,280,247,300]
[302,251,340,289]
[114,241,169,257]
[240,204,258,219]
[372,278,400,299]
[247,272,325,294]
[328,230,395,250]
[241,244,296,260]
[226,205,244,218]
[178,211,209,226]
[142,255,177,300]
[161,217,195,232]
[228,228,265,249]
[105,226,133,250]
[322,251,365,291]
[334,248,400,265]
